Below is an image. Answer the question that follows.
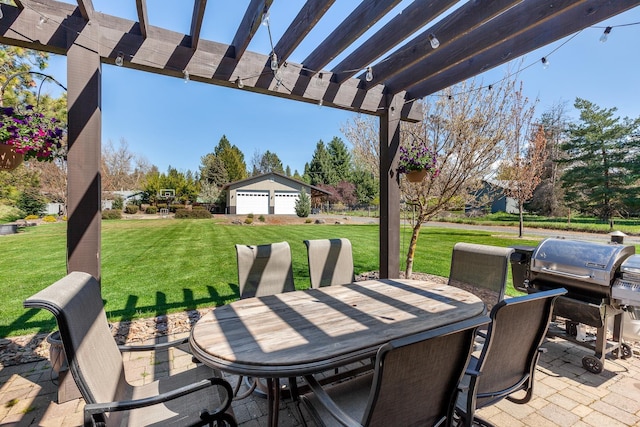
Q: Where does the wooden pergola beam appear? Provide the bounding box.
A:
[273,0,335,64]
[190,0,207,49]
[76,0,94,21]
[135,0,149,39]
[302,0,401,77]
[331,0,458,84]
[230,0,273,60]
[383,0,587,94]
[406,0,640,99]
[359,0,521,89]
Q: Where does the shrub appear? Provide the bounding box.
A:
[174,209,211,219]
[124,204,139,214]
[17,189,46,216]
[295,190,311,217]
[102,209,122,220]
[157,203,167,209]
[25,214,39,220]
[42,215,57,223]
[169,204,184,213]
[145,206,157,214]
[305,218,312,223]
[244,217,253,224]
[258,215,265,222]
[247,213,254,219]
[112,196,124,210]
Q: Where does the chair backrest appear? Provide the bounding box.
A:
[362,315,490,426]
[472,288,566,409]
[448,243,514,311]
[235,241,295,298]
[304,238,354,288]
[23,272,129,407]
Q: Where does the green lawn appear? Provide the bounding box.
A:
[1,219,543,337]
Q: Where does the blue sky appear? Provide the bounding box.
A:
[41,2,640,175]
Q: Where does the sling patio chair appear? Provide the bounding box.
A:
[23,271,236,427]
[303,238,355,289]
[454,288,567,427]
[235,241,295,298]
[298,316,491,427]
[448,242,515,313]
[234,241,295,398]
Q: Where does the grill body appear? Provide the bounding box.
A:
[511,238,638,373]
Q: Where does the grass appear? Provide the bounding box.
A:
[1,218,545,337]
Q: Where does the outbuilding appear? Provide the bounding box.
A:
[224,172,330,215]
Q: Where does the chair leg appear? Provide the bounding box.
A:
[232,376,257,400]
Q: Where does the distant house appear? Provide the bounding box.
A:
[467,180,518,215]
[223,172,330,215]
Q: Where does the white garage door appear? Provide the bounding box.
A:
[274,192,299,215]
[236,191,269,215]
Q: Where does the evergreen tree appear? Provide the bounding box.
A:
[559,98,640,223]
[295,190,311,217]
[213,135,247,182]
[307,140,333,185]
[285,165,291,177]
[200,153,228,186]
[327,136,352,184]
[259,150,284,174]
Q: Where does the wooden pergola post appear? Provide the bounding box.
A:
[66,24,102,281]
[379,95,403,279]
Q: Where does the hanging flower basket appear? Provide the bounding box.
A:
[406,168,427,182]
[397,139,438,182]
[0,106,66,166]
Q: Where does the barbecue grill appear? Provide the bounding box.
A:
[511,237,640,374]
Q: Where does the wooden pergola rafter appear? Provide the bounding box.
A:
[0,0,636,281]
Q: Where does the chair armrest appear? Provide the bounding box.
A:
[303,375,362,427]
[83,377,232,426]
[117,336,188,352]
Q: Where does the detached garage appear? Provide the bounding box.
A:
[225,172,330,215]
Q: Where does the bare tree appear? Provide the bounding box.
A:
[344,75,531,277]
[102,138,150,192]
[500,122,547,238]
[341,115,379,174]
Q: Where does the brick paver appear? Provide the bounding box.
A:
[1,324,639,426]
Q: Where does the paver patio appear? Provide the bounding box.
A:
[1,320,639,426]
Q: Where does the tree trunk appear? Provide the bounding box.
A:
[518,199,524,238]
[405,220,422,278]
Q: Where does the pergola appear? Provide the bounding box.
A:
[0,0,636,282]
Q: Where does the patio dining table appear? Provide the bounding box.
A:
[189,278,485,426]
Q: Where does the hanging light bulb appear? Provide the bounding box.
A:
[36,16,47,29]
[599,26,612,43]
[270,52,278,71]
[261,11,270,26]
[541,57,550,69]
[115,52,124,67]
[236,77,244,89]
[318,99,323,107]
[365,66,373,82]
[0,5,4,20]
[183,70,190,83]
[428,33,440,49]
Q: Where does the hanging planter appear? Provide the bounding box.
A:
[397,138,438,183]
[406,168,427,183]
[0,106,66,168]
[0,143,24,170]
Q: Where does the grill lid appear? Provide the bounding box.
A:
[530,238,635,289]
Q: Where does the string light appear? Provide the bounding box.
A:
[599,26,612,43]
[0,5,4,20]
[365,66,373,82]
[36,16,47,29]
[261,11,270,26]
[236,77,244,88]
[428,33,440,49]
[115,51,124,67]
[540,57,550,69]
[183,70,189,83]
[270,52,278,71]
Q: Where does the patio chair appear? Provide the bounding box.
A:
[23,271,236,427]
[448,243,515,312]
[299,315,491,427]
[234,241,295,398]
[304,238,355,288]
[454,288,567,427]
[235,241,295,298]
